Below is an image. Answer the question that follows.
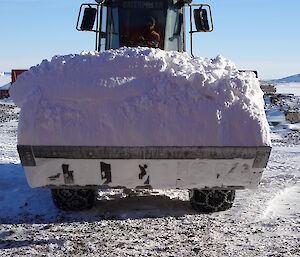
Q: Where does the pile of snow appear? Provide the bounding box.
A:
[10,47,270,146]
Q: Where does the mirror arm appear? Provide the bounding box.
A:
[209,6,214,31]
[189,4,194,57]
[76,4,85,31]
[97,4,104,51]
[95,4,99,51]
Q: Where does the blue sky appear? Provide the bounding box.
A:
[0,0,299,79]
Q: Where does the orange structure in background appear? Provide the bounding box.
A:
[0,69,28,98]
[11,69,28,84]
[0,86,10,99]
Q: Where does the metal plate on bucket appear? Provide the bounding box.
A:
[18,145,271,168]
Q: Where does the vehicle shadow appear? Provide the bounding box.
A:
[94,193,196,219]
[1,194,196,225]
[0,164,199,225]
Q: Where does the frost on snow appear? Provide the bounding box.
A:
[10,47,271,146]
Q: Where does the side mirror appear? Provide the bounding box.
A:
[80,7,97,31]
[194,7,211,32]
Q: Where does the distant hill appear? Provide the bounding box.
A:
[270,74,300,83]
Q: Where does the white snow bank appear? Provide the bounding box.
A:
[263,185,300,219]
[10,47,271,146]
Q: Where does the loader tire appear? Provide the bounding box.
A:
[189,189,235,213]
[51,188,96,211]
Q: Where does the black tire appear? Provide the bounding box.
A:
[51,188,96,211]
[189,189,235,213]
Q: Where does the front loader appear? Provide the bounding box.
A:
[17,0,271,212]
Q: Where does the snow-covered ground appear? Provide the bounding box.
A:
[0,73,10,87]
[0,90,299,255]
[275,82,300,97]
[266,83,300,138]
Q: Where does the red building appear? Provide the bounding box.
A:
[0,69,28,99]
[11,69,28,84]
[0,83,10,99]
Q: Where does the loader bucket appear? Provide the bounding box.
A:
[18,145,271,190]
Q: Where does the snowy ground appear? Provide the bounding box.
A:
[276,82,300,97]
[0,87,299,256]
[0,74,10,88]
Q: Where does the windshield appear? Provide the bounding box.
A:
[106,0,168,49]
[119,6,167,49]
[105,0,184,51]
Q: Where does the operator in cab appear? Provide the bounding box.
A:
[131,16,161,48]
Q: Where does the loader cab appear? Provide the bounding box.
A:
[105,0,184,51]
[77,0,213,55]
